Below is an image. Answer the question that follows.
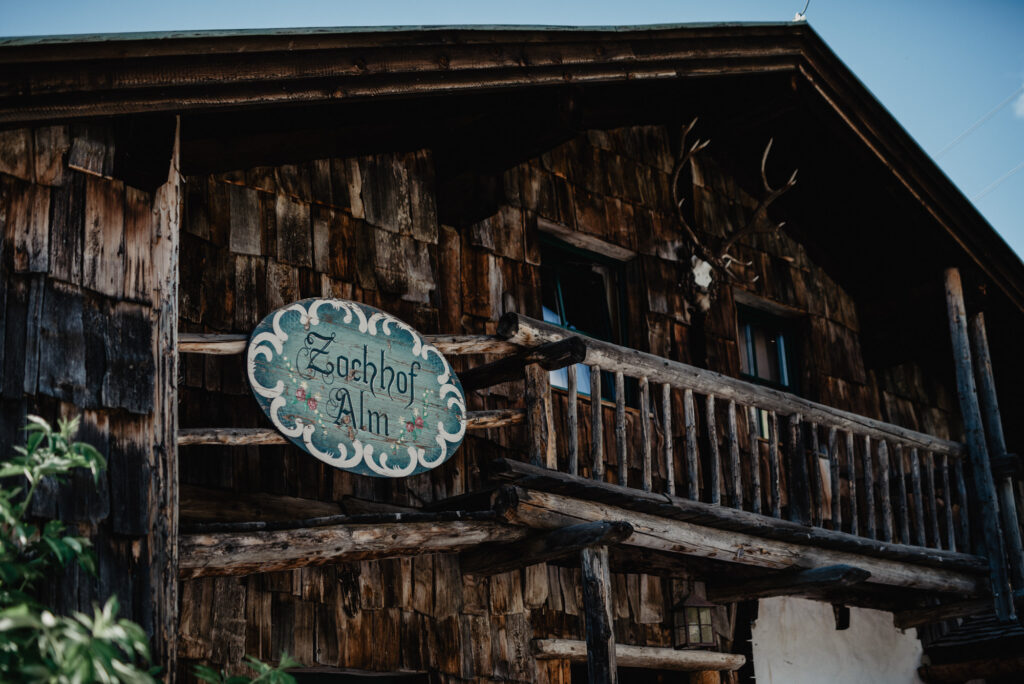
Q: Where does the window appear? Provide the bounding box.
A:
[539,235,626,401]
[737,303,799,436]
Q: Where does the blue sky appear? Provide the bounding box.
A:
[3,1,1023,259]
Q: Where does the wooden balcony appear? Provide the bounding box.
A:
[176,313,992,616]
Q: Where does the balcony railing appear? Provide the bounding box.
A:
[499,313,973,554]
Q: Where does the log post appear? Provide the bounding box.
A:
[524,363,557,469]
[944,267,1015,620]
[581,545,617,684]
[969,311,1024,589]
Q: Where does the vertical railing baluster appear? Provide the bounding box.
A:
[788,414,809,524]
[706,395,720,505]
[894,444,910,545]
[591,365,603,481]
[828,427,840,530]
[878,440,893,543]
[614,371,627,487]
[954,454,971,552]
[941,453,956,552]
[663,383,675,497]
[684,389,699,501]
[809,423,822,526]
[910,448,927,547]
[924,450,940,548]
[847,431,858,537]
[769,411,781,518]
[640,377,652,493]
[863,435,877,540]
[726,400,742,509]
[748,406,762,514]
[567,364,579,477]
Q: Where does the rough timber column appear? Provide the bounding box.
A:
[968,311,1024,590]
[944,267,1014,620]
[581,546,617,684]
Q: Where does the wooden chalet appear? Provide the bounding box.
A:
[2,22,1024,684]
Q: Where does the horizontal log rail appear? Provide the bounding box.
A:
[178,409,524,446]
[179,512,527,578]
[531,639,746,671]
[177,332,521,356]
[494,485,986,594]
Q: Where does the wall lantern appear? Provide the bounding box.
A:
[673,594,716,649]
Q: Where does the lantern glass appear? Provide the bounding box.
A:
[673,595,717,649]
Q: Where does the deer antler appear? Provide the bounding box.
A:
[719,138,798,257]
[670,118,710,251]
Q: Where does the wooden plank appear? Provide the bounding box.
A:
[640,376,652,492]
[460,521,632,576]
[706,565,871,603]
[769,411,781,518]
[568,363,579,476]
[580,546,617,684]
[969,311,1024,587]
[924,451,941,548]
[525,364,557,469]
[83,175,125,298]
[684,389,698,501]
[459,337,585,392]
[788,414,809,524]
[499,314,966,456]
[11,182,50,273]
[945,267,1014,620]
[892,598,993,629]
[910,448,927,547]
[663,383,675,497]
[864,435,876,540]
[894,444,910,545]
[228,182,261,256]
[941,453,956,552]
[536,216,637,261]
[748,406,762,515]
[828,427,840,529]
[706,394,720,505]
[496,486,984,593]
[809,422,822,526]
[532,639,745,671]
[954,455,971,552]
[726,400,741,508]
[591,365,604,480]
[847,431,858,537]
[123,186,153,301]
[180,485,343,523]
[180,519,528,578]
[615,371,627,486]
[878,440,893,543]
[177,410,524,445]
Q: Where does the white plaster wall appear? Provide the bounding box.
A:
[750,597,924,684]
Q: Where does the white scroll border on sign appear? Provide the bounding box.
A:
[246,299,467,477]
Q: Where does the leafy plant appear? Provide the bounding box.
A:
[0,415,299,683]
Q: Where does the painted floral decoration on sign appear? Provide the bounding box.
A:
[247,298,466,477]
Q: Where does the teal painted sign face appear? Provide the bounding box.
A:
[246,299,466,477]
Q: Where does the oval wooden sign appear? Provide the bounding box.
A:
[246,298,466,477]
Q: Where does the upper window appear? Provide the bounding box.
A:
[737,304,798,393]
[540,235,626,400]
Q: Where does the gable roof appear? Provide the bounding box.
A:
[2,22,1022,314]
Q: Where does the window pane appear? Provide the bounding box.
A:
[698,607,712,624]
[688,625,701,643]
[701,625,715,644]
[686,607,699,623]
[739,323,754,375]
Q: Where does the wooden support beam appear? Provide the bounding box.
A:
[178,332,521,357]
[706,565,871,603]
[488,458,987,573]
[919,657,1024,684]
[179,516,528,578]
[581,545,617,684]
[892,598,994,629]
[493,485,985,593]
[525,364,557,468]
[177,409,524,445]
[944,267,1015,620]
[459,521,633,576]
[969,310,1024,589]
[531,639,745,672]
[458,337,586,392]
[498,313,966,456]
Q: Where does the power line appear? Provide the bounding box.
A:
[973,158,1024,201]
[936,83,1024,158]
